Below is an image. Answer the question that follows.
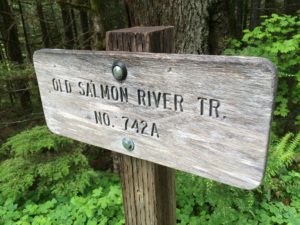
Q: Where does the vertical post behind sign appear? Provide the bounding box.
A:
[106,27,176,225]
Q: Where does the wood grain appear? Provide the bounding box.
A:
[107,26,176,225]
[33,49,277,190]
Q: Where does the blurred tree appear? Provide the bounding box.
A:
[70,8,79,48]
[284,0,300,15]
[250,0,261,30]
[18,0,31,61]
[0,0,32,112]
[265,0,276,15]
[59,1,75,49]
[79,1,91,50]
[0,0,23,63]
[236,0,244,39]
[90,0,128,50]
[36,0,51,48]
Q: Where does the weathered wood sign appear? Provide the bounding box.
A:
[33,49,277,189]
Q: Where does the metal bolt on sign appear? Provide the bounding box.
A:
[112,61,127,81]
[122,137,134,151]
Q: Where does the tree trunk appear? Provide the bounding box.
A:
[50,3,63,47]
[59,1,75,49]
[0,45,3,61]
[0,0,32,112]
[90,0,105,50]
[265,0,276,15]
[243,0,249,30]
[70,8,78,48]
[284,0,300,15]
[18,0,32,62]
[250,0,261,30]
[224,0,237,38]
[36,0,51,48]
[0,0,23,63]
[208,1,230,54]
[15,77,32,112]
[124,0,228,54]
[236,0,244,39]
[79,7,91,49]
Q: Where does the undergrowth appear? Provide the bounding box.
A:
[0,126,299,224]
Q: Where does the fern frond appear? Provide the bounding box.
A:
[287,132,300,153]
[267,132,300,178]
[276,133,293,157]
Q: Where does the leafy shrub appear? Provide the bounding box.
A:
[0,171,124,225]
[219,13,300,224]
[0,131,299,224]
[0,62,34,80]
[224,13,300,135]
[0,126,74,158]
[176,132,300,225]
[0,126,97,204]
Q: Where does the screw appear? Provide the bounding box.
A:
[112,61,127,81]
[122,137,134,151]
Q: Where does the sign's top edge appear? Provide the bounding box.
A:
[33,48,277,76]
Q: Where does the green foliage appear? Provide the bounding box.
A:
[262,133,300,203]
[224,13,300,134]
[1,2,298,225]
[0,126,74,157]
[176,132,300,225]
[0,131,299,224]
[266,133,300,178]
[0,171,124,225]
[0,126,97,204]
[0,61,40,126]
[0,62,34,80]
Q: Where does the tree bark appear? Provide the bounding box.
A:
[0,0,23,63]
[250,0,261,30]
[18,0,32,62]
[59,1,75,49]
[36,0,51,48]
[124,0,228,54]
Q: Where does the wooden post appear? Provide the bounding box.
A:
[106,26,176,225]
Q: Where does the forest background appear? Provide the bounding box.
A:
[0,0,299,224]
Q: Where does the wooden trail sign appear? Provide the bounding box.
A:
[33,48,276,190]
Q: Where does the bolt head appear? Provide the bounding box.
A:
[122,137,134,151]
[112,66,124,80]
[112,61,127,81]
